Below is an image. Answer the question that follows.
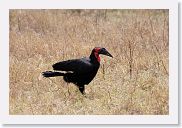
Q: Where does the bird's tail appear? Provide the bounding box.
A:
[42,71,65,77]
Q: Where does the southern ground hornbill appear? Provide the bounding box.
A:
[42,47,113,95]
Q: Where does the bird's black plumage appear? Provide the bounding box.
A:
[42,47,113,95]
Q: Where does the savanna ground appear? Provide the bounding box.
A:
[9,9,169,115]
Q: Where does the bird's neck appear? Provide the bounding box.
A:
[90,51,100,63]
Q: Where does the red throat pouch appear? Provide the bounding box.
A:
[94,52,100,62]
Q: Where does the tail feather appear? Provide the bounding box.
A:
[42,71,65,77]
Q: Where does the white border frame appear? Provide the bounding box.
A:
[0,0,178,124]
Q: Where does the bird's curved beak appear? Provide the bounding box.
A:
[99,48,113,58]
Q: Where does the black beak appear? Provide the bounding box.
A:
[99,48,113,58]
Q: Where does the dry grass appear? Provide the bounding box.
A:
[9,9,169,115]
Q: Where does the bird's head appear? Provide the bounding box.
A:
[97,47,113,58]
[91,47,113,62]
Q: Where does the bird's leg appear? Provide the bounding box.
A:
[79,85,86,95]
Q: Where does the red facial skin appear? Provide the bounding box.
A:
[94,48,101,62]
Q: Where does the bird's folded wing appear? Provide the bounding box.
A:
[52,58,93,74]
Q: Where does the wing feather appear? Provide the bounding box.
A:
[52,58,93,74]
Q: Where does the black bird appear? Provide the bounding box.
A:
[42,47,113,95]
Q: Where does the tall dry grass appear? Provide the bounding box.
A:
[9,9,169,115]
